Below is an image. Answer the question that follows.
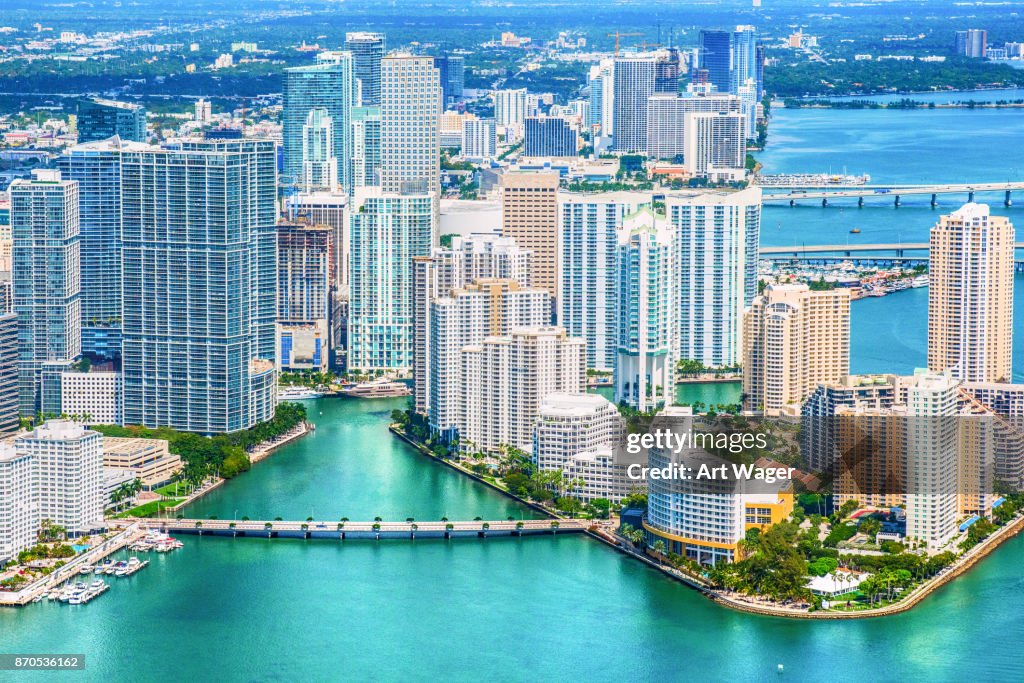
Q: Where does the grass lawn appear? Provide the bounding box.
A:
[154,483,191,498]
[116,499,185,518]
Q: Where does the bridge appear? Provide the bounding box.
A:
[761,182,1024,207]
[759,243,1024,272]
[139,518,587,540]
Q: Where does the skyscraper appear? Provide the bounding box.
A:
[77,98,146,143]
[0,313,19,433]
[283,52,353,191]
[670,186,761,368]
[615,208,676,412]
[380,54,441,195]
[731,26,759,95]
[433,54,466,105]
[345,32,385,106]
[351,106,382,188]
[10,170,81,416]
[494,88,528,128]
[500,172,559,302]
[743,284,851,415]
[523,116,578,158]
[646,90,742,161]
[928,203,1014,383]
[954,29,988,58]
[277,223,332,372]
[119,141,276,433]
[697,30,732,94]
[683,111,747,177]
[300,108,339,191]
[612,54,657,153]
[462,118,497,161]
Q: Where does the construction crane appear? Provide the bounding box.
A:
[607,31,643,56]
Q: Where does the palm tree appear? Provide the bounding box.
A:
[374,516,383,522]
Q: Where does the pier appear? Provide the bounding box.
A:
[141,518,587,540]
[761,181,1024,207]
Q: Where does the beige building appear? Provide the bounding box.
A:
[102,437,182,490]
[500,172,559,301]
[928,203,1014,383]
[743,283,851,415]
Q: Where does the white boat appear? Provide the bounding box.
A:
[90,580,105,590]
[79,565,94,575]
[277,387,324,401]
[68,595,82,605]
[340,378,411,399]
[911,274,929,288]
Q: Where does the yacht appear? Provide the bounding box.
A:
[340,378,411,399]
[277,387,324,401]
[911,274,929,288]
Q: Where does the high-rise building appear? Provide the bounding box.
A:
[428,280,551,438]
[670,187,761,368]
[77,98,146,143]
[433,54,466,105]
[0,314,18,433]
[348,191,434,371]
[300,108,339,191]
[612,54,657,153]
[17,420,103,537]
[462,118,497,161]
[60,138,150,360]
[412,236,533,415]
[646,90,742,161]
[500,172,559,302]
[0,442,35,564]
[283,52,353,191]
[615,208,676,412]
[380,55,441,195]
[351,106,382,188]
[743,283,851,415]
[534,393,633,503]
[344,32,385,106]
[277,222,332,324]
[928,203,1014,383]
[955,29,988,58]
[494,88,528,128]
[523,116,578,158]
[194,98,212,123]
[60,370,122,424]
[558,191,649,371]
[731,26,759,95]
[285,192,348,296]
[697,30,732,94]
[458,327,585,454]
[119,141,277,433]
[654,48,682,94]
[683,111,747,177]
[10,170,81,416]
[588,60,615,137]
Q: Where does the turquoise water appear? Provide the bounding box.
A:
[7,103,1024,681]
[594,382,743,407]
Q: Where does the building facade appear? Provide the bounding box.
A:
[500,172,559,301]
[77,98,146,143]
[344,32,385,106]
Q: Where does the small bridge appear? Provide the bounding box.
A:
[140,518,587,540]
[761,182,1024,207]
[759,242,1024,272]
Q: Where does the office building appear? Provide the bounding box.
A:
[380,55,441,195]
[283,52,353,191]
[0,443,36,564]
[458,327,585,454]
[524,116,577,158]
[462,118,497,161]
[17,420,103,537]
[428,280,551,438]
[494,88,528,128]
[612,54,657,153]
[0,314,18,433]
[646,91,742,161]
[558,191,649,371]
[670,186,761,368]
[77,98,146,143]
[348,191,434,371]
[500,172,559,301]
[344,32,385,106]
[10,170,81,416]
[433,54,466,105]
[119,141,276,434]
[534,393,633,503]
[615,208,676,411]
[928,203,1015,383]
[102,437,181,491]
[683,111,746,178]
[743,284,851,415]
[697,30,732,94]
[412,236,533,415]
[60,371,122,424]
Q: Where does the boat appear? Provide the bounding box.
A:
[911,274,929,288]
[79,565,94,575]
[340,378,412,399]
[90,580,105,590]
[850,228,861,234]
[32,594,44,603]
[277,387,325,401]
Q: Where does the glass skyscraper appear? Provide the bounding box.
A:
[119,141,276,433]
[10,171,81,416]
[77,98,146,143]
[344,32,386,106]
[697,30,732,94]
[283,52,353,192]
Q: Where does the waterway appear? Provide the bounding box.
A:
[7,102,1024,680]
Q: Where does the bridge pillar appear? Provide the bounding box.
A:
[1006,190,1013,207]
[968,191,975,203]
[858,196,864,207]
[931,193,937,208]
[789,199,795,207]
[821,198,828,207]
[897,249,904,257]
[894,195,901,207]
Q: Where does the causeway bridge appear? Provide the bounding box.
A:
[140,518,587,540]
[759,242,1024,272]
[761,182,1024,207]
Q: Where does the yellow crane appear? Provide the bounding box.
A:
[607,31,643,56]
